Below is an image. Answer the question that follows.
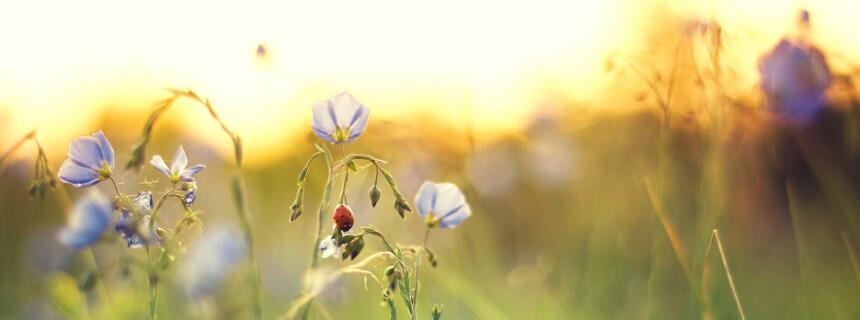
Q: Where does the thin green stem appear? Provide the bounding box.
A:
[411,227,432,320]
[299,146,335,320]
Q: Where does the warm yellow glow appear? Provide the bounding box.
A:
[0,0,858,164]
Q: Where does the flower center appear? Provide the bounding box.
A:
[96,161,112,180]
[424,214,441,228]
[331,127,350,143]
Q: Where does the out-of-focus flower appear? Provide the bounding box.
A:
[466,144,517,198]
[115,192,159,248]
[414,181,472,228]
[58,131,115,187]
[184,189,197,207]
[332,204,355,232]
[179,226,246,299]
[58,192,113,249]
[150,146,205,184]
[311,92,370,144]
[759,39,831,119]
[319,236,339,259]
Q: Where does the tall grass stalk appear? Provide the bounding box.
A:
[702,229,746,320]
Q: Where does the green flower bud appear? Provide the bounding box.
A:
[369,185,381,207]
[431,304,443,320]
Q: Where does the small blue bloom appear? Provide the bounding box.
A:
[59,192,113,249]
[414,181,472,228]
[319,236,339,259]
[57,131,115,187]
[184,189,197,207]
[179,226,246,299]
[311,92,370,144]
[759,39,831,120]
[115,191,159,248]
[150,145,205,184]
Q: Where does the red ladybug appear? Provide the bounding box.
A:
[332,204,355,231]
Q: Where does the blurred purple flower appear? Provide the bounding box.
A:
[115,191,159,248]
[759,39,831,119]
[415,181,472,228]
[58,192,113,249]
[57,131,115,187]
[311,92,370,144]
[179,226,246,299]
[150,145,205,184]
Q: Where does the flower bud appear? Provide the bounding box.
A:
[369,185,381,207]
[332,204,355,232]
[431,304,443,320]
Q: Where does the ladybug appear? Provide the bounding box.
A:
[332,204,355,231]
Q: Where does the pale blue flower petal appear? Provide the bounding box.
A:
[319,236,338,258]
[115,192,156,248]
[181,164,206,180]
[58,159,101,187]
[312,100,337,141]
[150,155,171,177]
[346,104,369,143]
[439,204,471,228]
[171,145,188,174]
[430,183,467,220]
[414,181,437,218]
[92,131,115,169]
[59,193,113,249]
[68,136,104,170]
[330,92,364,129]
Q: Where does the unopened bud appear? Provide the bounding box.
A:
[369,185,381,207]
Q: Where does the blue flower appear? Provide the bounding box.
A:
[59,192,113,249]
[414,181,472,228]
[319,236,339,259]
[759,39,831,119]
[179,226,246,299]
[115,191,159,248]
[150,146,205,184]
[311,92,370,144]
[184,188,197,207]
[57,131,115,187]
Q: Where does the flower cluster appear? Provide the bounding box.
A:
[288,91,472,320]
[29,90,470,320]
[52,129,240,318]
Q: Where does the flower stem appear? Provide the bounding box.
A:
[299,146,335,320]
[146,248,159,320]
[411,227,432,320]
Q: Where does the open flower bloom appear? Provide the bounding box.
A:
[115,191,159,248]
[319,236,340,259]
[150,146,205,184]
[58,131,115,187]
[59,192,113,249]
[311,92,370,144]
[179,226,246,299]
[415,181,472,228]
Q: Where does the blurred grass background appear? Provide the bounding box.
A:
[2,99,860,319]
[2,3,860,320]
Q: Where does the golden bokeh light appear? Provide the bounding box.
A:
[0,0,858,164]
